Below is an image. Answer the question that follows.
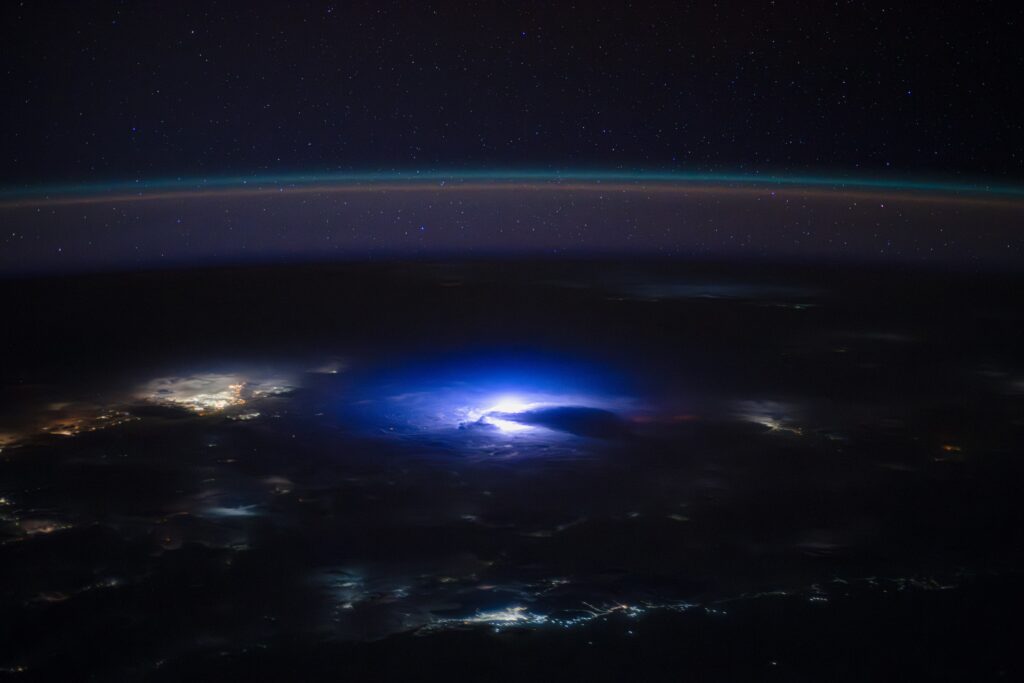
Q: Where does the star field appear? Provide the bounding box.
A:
[3,2,1024,184]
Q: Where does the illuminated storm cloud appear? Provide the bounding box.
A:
[461,395,631,437]
[138,373,296,415]
[733,400,805,436]
[351,354,639,445]
[381,388,622,438]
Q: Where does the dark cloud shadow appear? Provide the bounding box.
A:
[500,406,633,440]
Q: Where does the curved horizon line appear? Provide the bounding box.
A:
[3,170,1024,209]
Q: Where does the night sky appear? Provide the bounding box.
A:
[4,1,1024,183]
[6,6,1024,678]
[2,2,1023,271]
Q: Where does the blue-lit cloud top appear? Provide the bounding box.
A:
[338,352,640,452]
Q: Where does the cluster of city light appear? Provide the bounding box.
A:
[317,565,960,640]
[424,601,692,634]
[41,410,137,437]
[463,606,548,626]
[29,576,122,605]
[18,519,74,536]
[0,432,19,452]
[421,572,957,635]
[0,371,301,453]
[0,406,138,450]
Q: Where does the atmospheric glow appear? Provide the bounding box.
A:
[4,170,1024,207]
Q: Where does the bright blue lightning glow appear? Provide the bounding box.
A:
[468,395,546,433]
[340,352,636,447]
